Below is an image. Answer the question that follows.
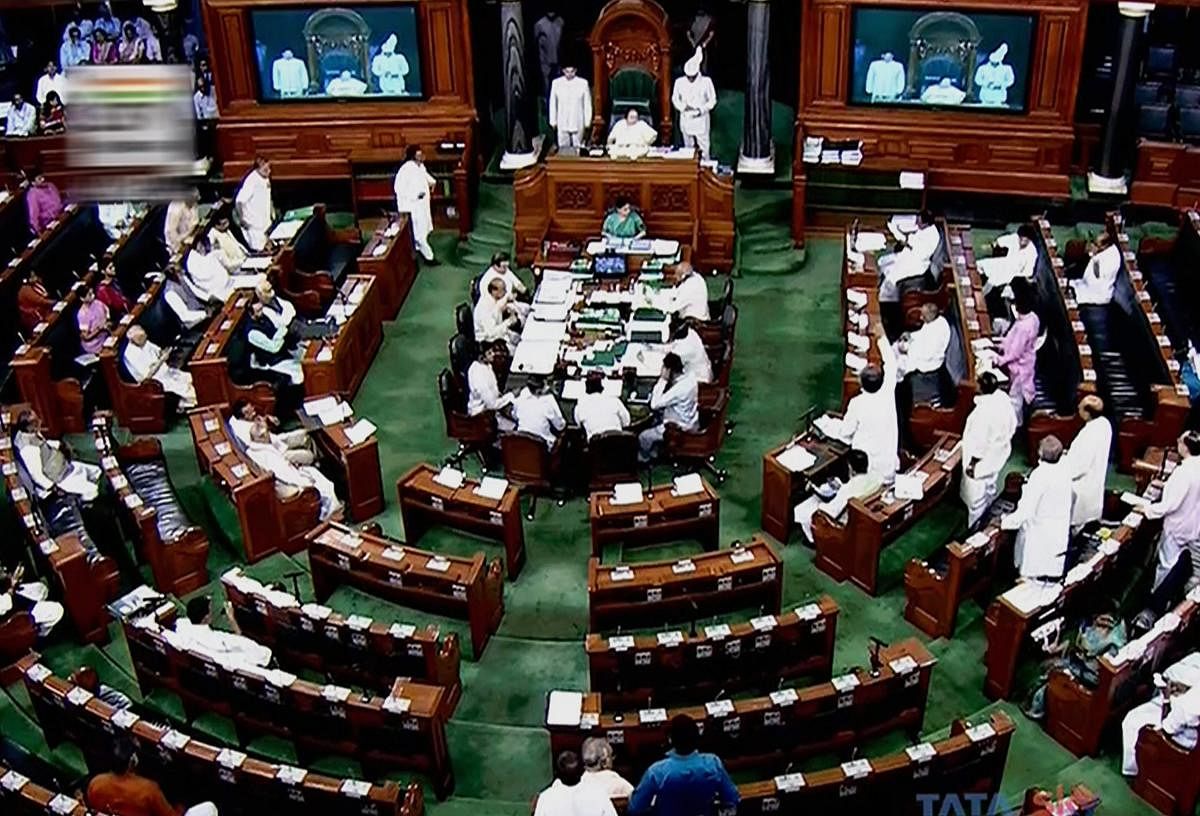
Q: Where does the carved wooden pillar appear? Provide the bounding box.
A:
[738,0,774,175]
[1089,2,1154,194]
[500,0,536,170]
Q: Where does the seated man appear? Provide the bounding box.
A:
[601,196,647,241]
[210,214,250,272]
[669,318,712,384]
[123,325,197,408]
[513,375,566,449]
[166,594,272,670]
[185,235,235,304]
[607,108,657,159]
[897,302,950,405]
[245,418,341,519]
[1122,652,1200,775]
[87,736,218,816]
[575,372,630,441]
[793,448,881,543]
[70,666,133,709]
[480,252,530,318]
[228,400,314,465]
[638,352,699,462]
[26,171,64,236]
[5,94,36,137]
[246,297,304,385]
[1072,233,1121,306]
[1024,603,1127,719]
[978,224,1038,293]
[14,410,102,502]
[17,269,55,334]
[0,565,64,638]
[255,280,296,334]
[661,262,710,322]
[163,189,200,257]
[474,278,523,354]
[466,341,515,432]
[162,263,212,331]
[878,209,940,303]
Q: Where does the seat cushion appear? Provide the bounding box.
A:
[125,460,192,541]
[40,492,99,557]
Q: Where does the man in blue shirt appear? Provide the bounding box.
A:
[628,714,740,816]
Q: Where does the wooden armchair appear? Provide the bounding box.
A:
[1134,725,1200,815]
[500,430,565,520]
[586,430,640,491]
[664,387,729,482]
[438,368,496,470]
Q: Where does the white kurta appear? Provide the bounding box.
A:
[246,440,340,519]
[978,233,1038,289]
[466,360,509,416]
[5,103,36,136]
[960,391,1016,525]
[668,273,711,322]
[829,334,900,482]
[123,340,196,406]
[921,84,965,105]
[671,75,717,158]
[1063,417,1112,528]
[607,119,657,158]
[272,56,309,97]
[1143,455,1200,588]
[1001,458,1073,578]
[900,316,951,374]
[548,76,592,136]
[371,50,410,95]
[17,440,101,502]
[865,59,905,100]
[394,160,437,259]
[326,76,367,96]
[574,393,630,440]
[513,389,565,448]
[1074,244,1121,306]
[671,328,713,384]
[211,229,248,272]
[35,72,69,105]
[168,619,272,671]
[1122,653,1200,774]
[260,297,296,331]
[975,61,1015,106]
[185,250,233,303]
[235,171,273,251]
[473,296,519,352]
[879,223,940,300]
[794,472,883,542]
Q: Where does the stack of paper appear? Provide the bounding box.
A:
[855,232,887,252]
[776,445,817,473]
[612,482,644,506]
[1002,580,1062,614]
[511,341,560,375]
[475,476,509,500]
[673,473,704,496]
[546,690,584,726]
[522,319,568,344]
[269,220,304,242]
[893,472,925,501]
[532,301,571,321]
[813,414,843,439]
[345,418,377,446]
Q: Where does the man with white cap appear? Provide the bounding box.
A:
[372,33,410,95]
[975,43,1015,106]
[271,48,309,98]
[671,47,717,160]
[549,63,592,150]
[1122,652,1200,775]
[865,51,905,102]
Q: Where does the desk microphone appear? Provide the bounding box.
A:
[868,636,888,678]
[281,569,305,601]
[711,688,727,702]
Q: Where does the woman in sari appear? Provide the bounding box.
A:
[91,30,118,65]
[76,285,111,356]
[39,92,65,135]
[118,23,145,64]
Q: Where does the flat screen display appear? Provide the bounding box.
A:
[849,8,1035,113]
[249,5,423,101]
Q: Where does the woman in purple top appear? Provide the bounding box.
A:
[76,285,111,355]
[997,279,1041,425]
[26,172,64,236]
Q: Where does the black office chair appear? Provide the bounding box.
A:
[1135,81,1163,106]
[1175,84,1200,108]
[469,273,484,304]
[448,333,474,379]
[438,368,496,470]
[455,302,475,347]
[1138,103,1173,138]
[1145,45,1177,79]
[707,277,733,320]
[1180,106,1200,143]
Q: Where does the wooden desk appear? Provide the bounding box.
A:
[222,567,462,714]
[588,478,719,559]
[1132,138,1200,208]
[16,655,426,815]
[298,400,385,523]
[585,596,837,708]
[301,275,382,400]
[587,536,782,632]
[547,639,934,779]
[761,430,851,544]
[840,239,885,409]
[814,432,962,595]
[118,607,454,798]
[1135,717,1200,815]
[513,156,734,273]
[307,521,504,660]
[1106,212,1190,471]
[1133,447,1177,494]
[396,464,526,581]
[189,289,277,415]
[356,215,417,320]
[983,478,1162,699]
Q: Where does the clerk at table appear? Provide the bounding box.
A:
[575,372,630,440]
[601,197,646,241]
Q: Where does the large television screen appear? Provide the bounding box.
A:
[250,5,423,101]
[849,8,1035,113]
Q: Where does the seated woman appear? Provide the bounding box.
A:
[1024,603,1128,719]
[76,285,112,357]
[0,566,64,638]
[39,91,65,135]
[123,325,197,408]
[607,108,657,159]
[601,196,646,241]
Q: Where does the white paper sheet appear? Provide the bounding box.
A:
[612,482,644,505]
[546,690,584,726]
[776,445,817,473]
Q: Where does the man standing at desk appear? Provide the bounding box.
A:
[824,323,899,484]
[672,48,717,160]
[548,63,592,151]
[1001,435,1072,580]
[235,156,273,252]
[639,352,699,461]
[394,145,439,265]
[607,108,657,159]
[601,197,646,241]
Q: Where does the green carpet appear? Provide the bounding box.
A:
[0,182,1162,815]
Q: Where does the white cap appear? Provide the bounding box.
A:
[684,46,703,77]
[990,43,1008,62]
[382,33,397,54]
[1165,653,1200,687]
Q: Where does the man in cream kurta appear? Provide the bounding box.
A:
[123,326,196,408]
[975,44,1015,107]
[1074,237,1122,306]
[608,109,657,159]
[671,48,717,160]
[864,52,905,102]
[235,158,273,251]
[271,49,309,98]
[1062,396,1112,531]
[826,324,900,484]
[978,224,1039,292]
[960,374,1016,526]
[371,33,410,94]
[394,146,438,263]
[1002,435,1073,579]
[1122,652,1200,775]
[548,65,592,150]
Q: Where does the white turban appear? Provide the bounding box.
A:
[1165,653,1200,687]
[382,33,397,55]
[684,46,703,77]
[990,43,1008,63]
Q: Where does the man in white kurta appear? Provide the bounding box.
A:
[1062,396,1112,531]
[326,70,367,96]
[5,95,37,136]
[480,252,529,318]
[474,279,522,353]
[960,374,1016,526]
[14,412,101,502]
[975,44,1015,106]
[794,449,882,543]
[897,303,950,378]
[123,326,196,408]
[672,48,717,160]
[1074,237,1121,306]
[670,321,713,384]
[575,377,631,441]
[1001,435,1073,579]
[921,79,966,105]
[466,342,515,432]
[639,353,699,460]
[35,62,69,105]
[978,224,1039,292]
[185,238,234,304]
[827,325,900,484]
[662,262,711,322]
[1139,432,1200,590]
[271,49,309,98]
[878,212,940,302]
[255,281,296,333]
[235,158,273,251]
[394,147,438,262]
[246,421,341,519]
[167,595,272,671]
[608,109,657,159]
[865,52,905,102]
[164,191,200,256]
[211,217,249,272]
[1122,652,1200,775]
[371,34,410,95]
[513,377,566,448]
[549,66,593,150]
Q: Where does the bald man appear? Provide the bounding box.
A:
[1062,396,1112,531]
